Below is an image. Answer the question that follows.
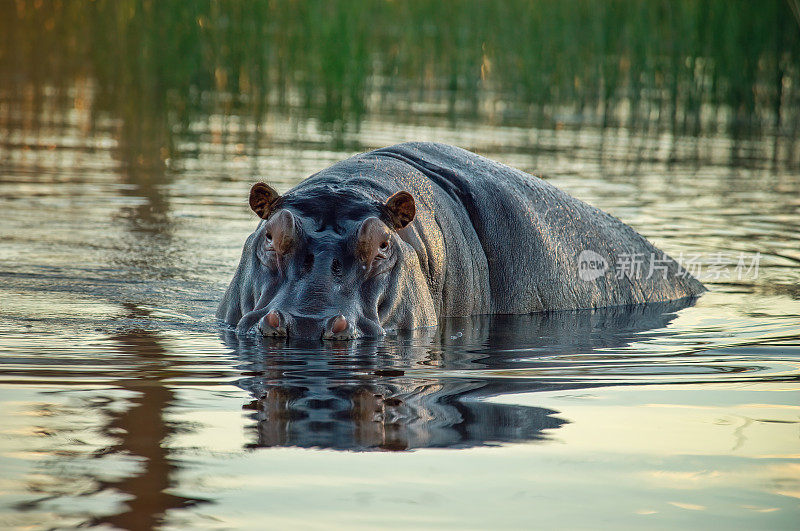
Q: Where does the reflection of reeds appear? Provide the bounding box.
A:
[1,0,798,163]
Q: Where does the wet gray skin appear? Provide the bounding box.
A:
[218,142,705,339]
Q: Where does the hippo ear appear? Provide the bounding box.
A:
[384,191,415,229]
[356,217,392,274]
[249,182,282,219]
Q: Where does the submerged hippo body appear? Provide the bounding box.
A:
[218,142,704,339]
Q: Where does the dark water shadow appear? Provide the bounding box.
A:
[224,298,696,451]
[11,304,208,529]
[87,323,208,529]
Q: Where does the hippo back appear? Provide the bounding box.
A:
[366,142,704,314]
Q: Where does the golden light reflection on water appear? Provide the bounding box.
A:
[0,291,125,321]
[489,384,800,457]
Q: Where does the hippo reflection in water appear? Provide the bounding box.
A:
[218,142,705,339]
[228,300,692,451]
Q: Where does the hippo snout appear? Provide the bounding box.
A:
[257,310,359,340]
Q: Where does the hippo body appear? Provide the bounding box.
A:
[219,142,704,338]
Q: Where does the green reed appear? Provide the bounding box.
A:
[1,0,798,162]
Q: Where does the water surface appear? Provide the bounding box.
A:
[1,2,800,529]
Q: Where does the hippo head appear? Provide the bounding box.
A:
[228,182,436,340]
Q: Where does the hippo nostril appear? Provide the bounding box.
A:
[257,310,287,337]
[266,310,281,329]
[332,315,347,334]
[322,315,356,340]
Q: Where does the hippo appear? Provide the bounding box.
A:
[218,142,704,339]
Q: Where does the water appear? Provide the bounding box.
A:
[2,2,800,529]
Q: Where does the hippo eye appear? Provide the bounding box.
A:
[266,232,272,242]
[379,240,389,251]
